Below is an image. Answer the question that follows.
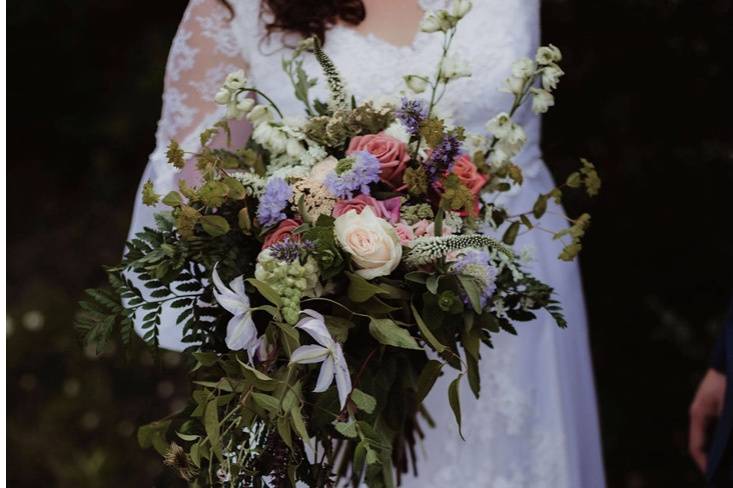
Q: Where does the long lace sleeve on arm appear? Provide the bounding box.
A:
[127,0,248,351]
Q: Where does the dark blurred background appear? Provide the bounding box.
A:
[6,0,733,486]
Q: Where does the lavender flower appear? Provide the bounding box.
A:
[257,177,292,228]
[324,151,380,199]
[396,98,427,135]
[451,249,498,309]
[269,237,315,264]
[426,134,462,179]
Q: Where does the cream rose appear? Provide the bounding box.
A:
[334,207,402,280]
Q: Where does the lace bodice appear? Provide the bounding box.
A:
[146,0,544,193]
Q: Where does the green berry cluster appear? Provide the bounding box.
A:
[255,250,320,324]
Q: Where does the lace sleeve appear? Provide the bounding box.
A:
[127,0,248,350]
[146,0,246,192]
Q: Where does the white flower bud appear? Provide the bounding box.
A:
[536,44,562,65]
[224,69,247,90]
[530,88,555,114]
[440,55,471,81]
[511,58,536,79]
[214,87,231,105]
[403,74,429,94]
[541,64,564,90]
[449,0,473,19]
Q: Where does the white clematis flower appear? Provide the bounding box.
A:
[289,309,352,409]
[212,265,258,353]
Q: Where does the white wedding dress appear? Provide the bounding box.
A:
[128,0,606,486]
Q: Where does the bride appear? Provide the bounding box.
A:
[129,0,606,486]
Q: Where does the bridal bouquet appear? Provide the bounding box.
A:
[77,2,599,486]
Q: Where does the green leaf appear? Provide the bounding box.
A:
[200,215,230,237]
[346,272,389,303]
[161,191,182,207]
[448,376,464,440]
[533,194,549,219]
[466,355,481,399]
[461,316,481,361]
[415,360,443,403]
[350,389,377,414]
[246,278,283,307]
[369,318,421,350]
[290,405,309,442]
[411,304,446,353]
[252,392,281,415]
[457,275,483,314]
[204,399,223,462]
[426,274,440,294]
[334,420,359,438]
[404,271,429,284]
[277,416,293,449]
[502,221,520,245]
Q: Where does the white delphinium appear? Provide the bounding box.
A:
[289,310,352,408]
[224,69,247,90]
[403,74,430,94]
[247,105,273,126]
[541,63,564,90]
[529,87,555,114]
[440,55,472,81]
[511,57,536,78]
[536,44,562,65]
[485,112,513,139]
[384,121,411,144]
[420,10,452,33]
[485,112,527,164]
[215,69,255,120]
[449,0,473,19]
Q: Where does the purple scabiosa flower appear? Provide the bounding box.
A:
[396,98,427,135]
[451,249,498,309]
[270,237,315,264]
[257,177,292,228]
[324,151,381,199]
[425,134,462,179]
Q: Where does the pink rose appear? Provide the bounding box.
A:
[450,154,487,195]
[347,133,410,188]
[393,222,416,246]
[332,195,402,224]
[262,218,301,248]
[412,219,453,237]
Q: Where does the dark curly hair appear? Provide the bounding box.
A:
[219,0,366,43]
